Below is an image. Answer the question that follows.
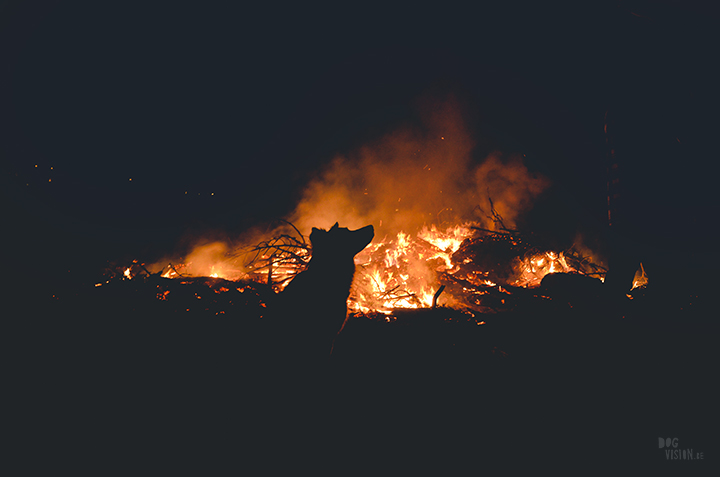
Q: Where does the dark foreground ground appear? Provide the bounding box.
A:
[5,278,718,474]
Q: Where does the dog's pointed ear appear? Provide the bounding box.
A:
[330,222,339,230]
[310,227,324,246]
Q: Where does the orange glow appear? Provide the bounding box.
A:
[115,98,612,315]
[512,251,575,288]
[349,224,475,313]
[631,263,648,290]
[132,222,605,315]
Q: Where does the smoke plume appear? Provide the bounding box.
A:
[288,95,549,238]
[146,95,551,276]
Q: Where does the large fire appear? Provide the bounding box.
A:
[348,224,602,314]
[106,222,613,317]
[97,98,632,315]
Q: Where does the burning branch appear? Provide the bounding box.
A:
[240,221,311,290]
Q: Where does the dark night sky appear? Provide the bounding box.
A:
[2,2,718,295]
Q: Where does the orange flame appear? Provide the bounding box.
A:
[631,263,648,290]
[512,251,575,288]
[350,224,472,313]
[134,222,605,315]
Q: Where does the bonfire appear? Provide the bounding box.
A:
[96,203,624,324]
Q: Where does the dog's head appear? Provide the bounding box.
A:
[310,222,375,258]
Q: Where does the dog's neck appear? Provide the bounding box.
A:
[305,253,356,289]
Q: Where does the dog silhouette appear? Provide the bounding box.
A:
[268,222,374,363]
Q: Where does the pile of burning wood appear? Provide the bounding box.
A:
[96,215,615,322]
